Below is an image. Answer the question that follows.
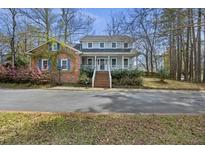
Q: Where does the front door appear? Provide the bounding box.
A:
[97,58,108,71]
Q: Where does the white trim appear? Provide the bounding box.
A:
[41,59,48,71]
[96,58,108,71]
[111,58,117,68]
[87,58,93,66]
[99,42,105,48]
[61,59,68,71]
[87,42,93,48]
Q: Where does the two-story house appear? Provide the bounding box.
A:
[28,35,138,88]
[78,35,137,71]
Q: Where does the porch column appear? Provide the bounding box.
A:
[122,55,124,69]
[94,56,97,69]
[108,55,110,70]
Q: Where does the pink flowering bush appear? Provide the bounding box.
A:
[0,64,50,84]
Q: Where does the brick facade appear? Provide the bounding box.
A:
[30,40,81,83]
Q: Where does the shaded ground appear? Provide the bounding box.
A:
[0,112,204,144]
[0,89,205,113]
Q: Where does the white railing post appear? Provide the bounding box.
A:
[92,67,96,88]
[108,56,112,88]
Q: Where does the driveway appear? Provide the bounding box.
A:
[0,89,205,114]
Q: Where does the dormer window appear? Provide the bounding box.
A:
[112,42,116,48]
[124,43,128,48]
[88,42,92,48]
[100,42,104,48]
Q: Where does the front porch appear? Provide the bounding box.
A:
[81,55,136,71]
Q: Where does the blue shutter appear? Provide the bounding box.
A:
[38,59,42,70]
[57,59,61,70]
[57,43,60,51]
[67,59,70,70]
[48,59,51,70]
[48,43,52,51]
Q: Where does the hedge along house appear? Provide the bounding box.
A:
[27,38,81,83]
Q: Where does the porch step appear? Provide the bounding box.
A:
[94,71,110,88]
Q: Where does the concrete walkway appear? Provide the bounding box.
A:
[0,88,205,114]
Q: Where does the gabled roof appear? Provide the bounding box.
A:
[26,38,82,54]
[80,35,134,43]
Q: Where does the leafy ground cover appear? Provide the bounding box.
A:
[0,112,204,144]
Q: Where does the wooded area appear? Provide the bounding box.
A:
[1,8,205,83]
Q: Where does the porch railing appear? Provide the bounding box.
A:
[81,64,137,71]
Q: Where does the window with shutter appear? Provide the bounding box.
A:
[42,59,48,70]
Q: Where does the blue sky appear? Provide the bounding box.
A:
[82,8,127,34]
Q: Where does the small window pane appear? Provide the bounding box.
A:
[124,59,128,67]
[61,60,67,70]
[52,43,58,51]
[42,60,48,70]
[100,43,104,48]
[112,43,116,48]
[88,59,92,65]
[124,43,128,48]
[112,59,116,66]
[88,43,92,48]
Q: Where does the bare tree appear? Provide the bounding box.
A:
[105,11,126,36]
[20,8,56,41]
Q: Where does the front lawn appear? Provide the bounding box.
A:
[0,112,204,144]
[143,77,205,90]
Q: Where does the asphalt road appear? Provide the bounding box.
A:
[0,89,205,114]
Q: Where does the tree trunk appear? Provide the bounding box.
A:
[203,14,205,82]
[184,9,190,81]
[191,9,197,82]
[45,9,50,41]
[197,8,202,82]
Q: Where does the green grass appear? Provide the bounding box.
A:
[0,112,204,144]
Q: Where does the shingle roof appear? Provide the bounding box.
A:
[80,35,134,43]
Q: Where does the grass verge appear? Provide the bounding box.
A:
[0,112,204,144]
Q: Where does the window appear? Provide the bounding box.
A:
[124,58,129,68]
[124,43,128,48]
[61,59,68,70]
[87,58,93,66]
[112,42,117,48]
[51,43,59,51]
[88,43,92,48]
[100,42,104,48]
[111,58,117,67]
[42,59,48,70]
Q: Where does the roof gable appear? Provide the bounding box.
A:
[27,38,82,54]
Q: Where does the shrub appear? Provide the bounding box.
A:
[111,69,144,87]
[158,68,169,82]
[79,73,90,85]
[80,68,93,78]
[0,64,50,84]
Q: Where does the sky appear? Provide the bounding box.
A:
[82,8,127,35]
